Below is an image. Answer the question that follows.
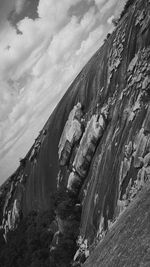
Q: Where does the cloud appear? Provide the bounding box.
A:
[107,15,115,25]
[100,0,118,14]
[94,0,105,7]
[15,0,26,14]
[76,24,105,59]
[0,0,15,26]
[48,8,96,64]
[0,79,16,121]
[37,0,82,33]
[94,0,126,19]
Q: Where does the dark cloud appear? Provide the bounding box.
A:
[68,0,95,19]
[8,0,40,31]
[0,0,15,27]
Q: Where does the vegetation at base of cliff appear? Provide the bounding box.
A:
[0,210,54,267]
[0,189,81,267]
[50,189,82,267]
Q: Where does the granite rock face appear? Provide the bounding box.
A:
[0,0,150,265]
[83,186,150,267]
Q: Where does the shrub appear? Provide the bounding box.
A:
[0,210,54,267]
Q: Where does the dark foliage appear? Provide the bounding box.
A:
[50,189,81,267]
[0,210,54,267]
[19,157,27,167]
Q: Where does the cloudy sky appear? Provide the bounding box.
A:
[0,0,127,184]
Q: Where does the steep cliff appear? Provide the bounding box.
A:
[0,0,150,266]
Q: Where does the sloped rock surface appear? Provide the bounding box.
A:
[83,186,150,267]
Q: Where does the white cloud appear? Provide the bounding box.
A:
[48,8,96,64]
[76,24,104,58]
[95,0,126,19]
[100,0,118,14]
[107,15,115,25]
[94,0,105,7]
[37,0,82,33]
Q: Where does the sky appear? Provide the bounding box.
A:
[0,0,127,184]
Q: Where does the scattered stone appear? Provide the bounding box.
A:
[107,25,126,85]
[133,128,147,168]
[135,10,146,26]
[128,54,139,73]
[125,141,133,158]
[73,237,89,265]
[142,76,150,90]
[67,172,81,193]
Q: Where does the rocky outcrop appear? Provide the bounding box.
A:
[1,174,25,240]
[58,103,83,167]
[66,111,107,194]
